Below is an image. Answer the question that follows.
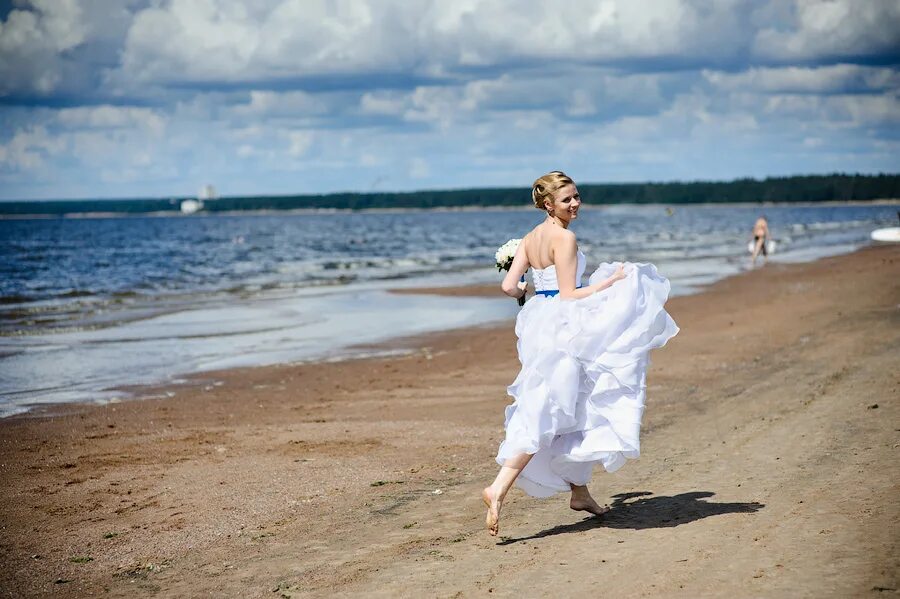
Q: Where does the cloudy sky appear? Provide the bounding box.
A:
[0,0,898,200]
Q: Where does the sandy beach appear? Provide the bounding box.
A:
[1,245,897,598]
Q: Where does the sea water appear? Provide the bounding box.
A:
[1,202,897,416]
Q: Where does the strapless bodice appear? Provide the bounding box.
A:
[532,250,586,292]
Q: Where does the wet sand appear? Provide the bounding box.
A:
[1,245,898,598]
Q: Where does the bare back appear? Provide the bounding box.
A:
[501,220,582,299]
[522,223,575,270]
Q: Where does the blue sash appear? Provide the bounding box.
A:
[536,286,582,297]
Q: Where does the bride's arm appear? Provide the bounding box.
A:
[556,234,626,300]
[501,240,530,298]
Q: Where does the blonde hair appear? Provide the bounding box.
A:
[532,170,575,211]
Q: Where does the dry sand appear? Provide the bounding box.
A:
[1,245,898,598]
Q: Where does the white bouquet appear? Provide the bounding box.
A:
[495,238,521,272]
[495,238,526,306]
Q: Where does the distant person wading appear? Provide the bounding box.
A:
[751,216,771,266]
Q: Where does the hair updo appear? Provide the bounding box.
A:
[532,171,575,211]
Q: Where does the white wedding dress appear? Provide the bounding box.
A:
[496,251,679,497]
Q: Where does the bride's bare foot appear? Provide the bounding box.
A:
[570,491,610,517]
[482,486,501,536]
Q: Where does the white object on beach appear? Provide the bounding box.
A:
[870,227,900,242]
[179,199,203,214]
[180,184,218,214]
[496,251,679,498]
[747,240,777,254]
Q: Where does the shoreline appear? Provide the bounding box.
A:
[0,245,897,597]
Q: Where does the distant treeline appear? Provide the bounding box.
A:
[2,173,898,215]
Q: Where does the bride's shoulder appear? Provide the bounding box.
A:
[521,229,536,246]
[549,228,577,260]
[553,227,577,243]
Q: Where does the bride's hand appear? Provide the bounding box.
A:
[587,263,629,297]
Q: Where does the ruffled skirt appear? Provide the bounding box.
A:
[496,262,679,497]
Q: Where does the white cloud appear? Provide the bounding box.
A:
[0,125,65,170]
[117,0,258,84]
[359,91,406,116]
[820,94,900,127]
[0,0,87,94]
[56,105,166,134]
[236,144,256,158]
[114,0,411,87]
[1,0,898,199]
[704,64,900,95]
[753,0,900,62]
[285,130,313,157]
[103,1,800,89]
[230,90,331,121]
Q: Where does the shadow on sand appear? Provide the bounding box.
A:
[497,491,764,545]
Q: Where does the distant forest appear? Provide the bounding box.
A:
[2,173,898,216]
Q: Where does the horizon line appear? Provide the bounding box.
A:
[1,171,897,203]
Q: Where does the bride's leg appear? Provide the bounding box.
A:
[482,453,532,536]
[569,484,610,516]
